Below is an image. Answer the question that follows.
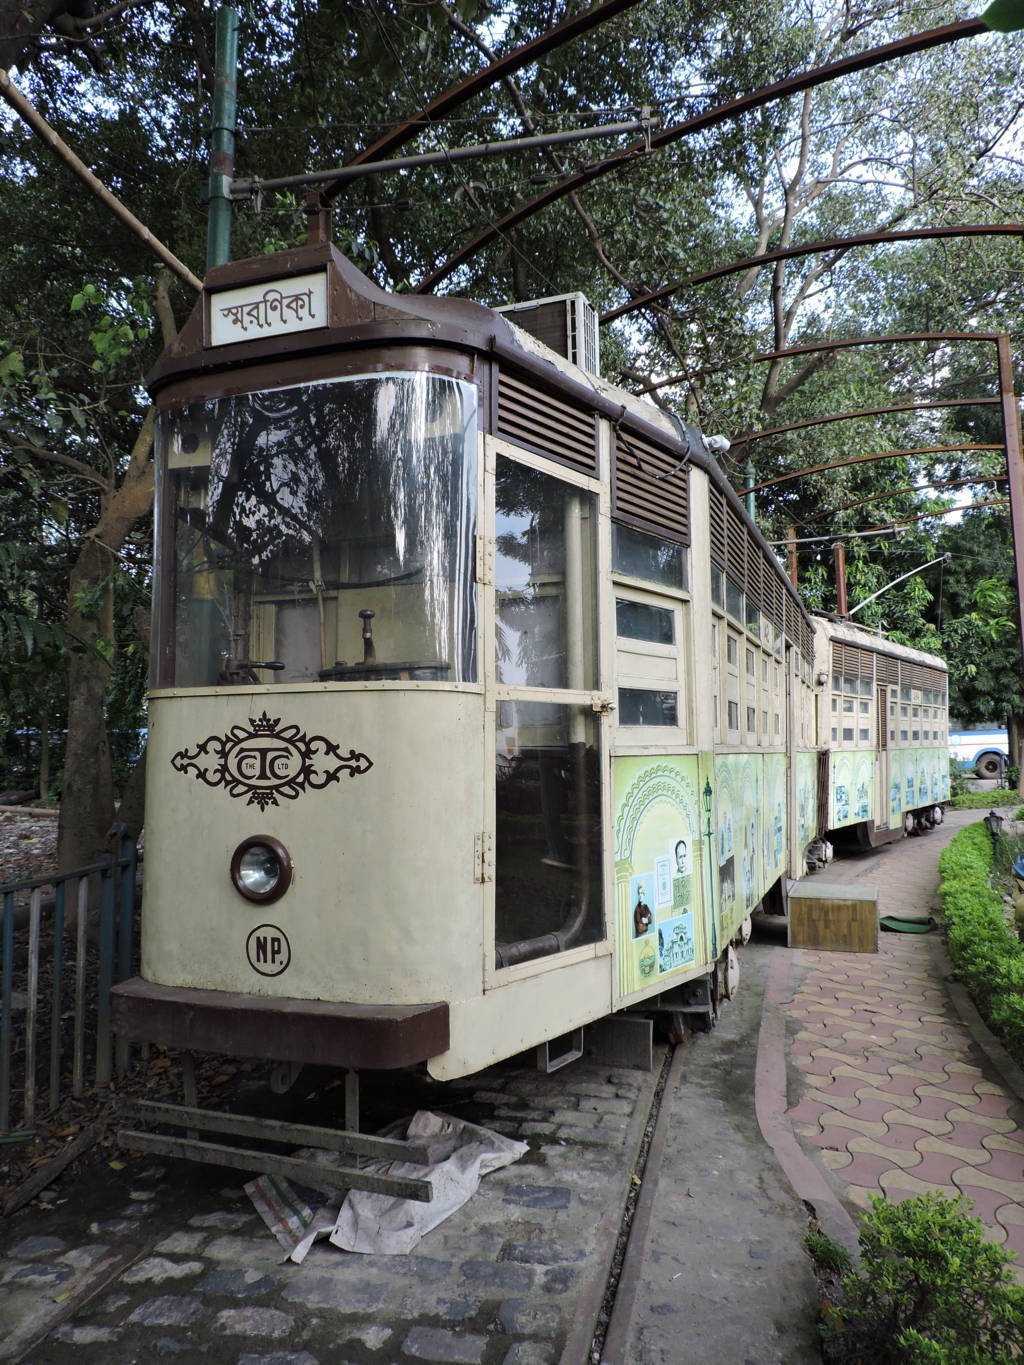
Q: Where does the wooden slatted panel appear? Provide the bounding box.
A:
[802,619,813,664]
[497,372,597,475]
[708,486,726,567]
[832,642,845,674]
[745,537,762,608]
[765,555,783,631]
[726,505,746,584]
[860,648,875,682]
[876,654,899,685]
[785,595,799,647]
[613,429,690,544]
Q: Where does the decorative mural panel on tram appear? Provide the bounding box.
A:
[613,755,707,1000]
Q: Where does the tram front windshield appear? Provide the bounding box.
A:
[157,373,477,686]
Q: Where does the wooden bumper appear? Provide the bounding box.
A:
[110,977,450,1070]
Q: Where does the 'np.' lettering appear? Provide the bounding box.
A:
[246,923,291,977]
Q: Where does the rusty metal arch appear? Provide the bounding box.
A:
[319,0,643,203]
[412,18,986,294]
[599,224,1024,325]
[739,445,1004,497]
[801,473,1007,525]
[728,396,1000,449]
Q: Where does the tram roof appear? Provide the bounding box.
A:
[148,240,812,632]
[814,613,948,672]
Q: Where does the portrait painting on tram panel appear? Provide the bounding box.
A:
[917,753,929,806]
[854,754,872,822]
[890,749,905,821]
[613,754,705,996]
[715,754,759,944]
[764,753,787,882]
[795,750,817,855]
[630,873,655,939]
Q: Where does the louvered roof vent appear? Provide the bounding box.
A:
[496,293,600,377]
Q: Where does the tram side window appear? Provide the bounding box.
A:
[494,703,604,966]
[725,629,740,739]
[711,566,725,609]
[612,524,687,590]
[494,459,598,691]
[158,373,478,687]
[493,458,603,969]
[726,577,744,623]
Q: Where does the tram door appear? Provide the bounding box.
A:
[875,684,889,828]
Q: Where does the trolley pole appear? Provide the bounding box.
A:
[834,541,848,617]
[205,5,239,271]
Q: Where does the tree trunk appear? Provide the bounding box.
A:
[57,405,157,873]
[39,707,48,801]
[1009,710,1024,796]
[57,537,116,871]
[117,744,147,837]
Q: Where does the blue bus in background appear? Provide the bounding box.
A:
[949,726,1009,779]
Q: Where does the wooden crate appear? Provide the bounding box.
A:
[787,881,878,953]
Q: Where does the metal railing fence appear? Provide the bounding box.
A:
[0,830,138,1134]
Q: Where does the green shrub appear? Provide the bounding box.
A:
[822,1193,1024,1365]
[949,761,971,800]
[938,822,1024,1064]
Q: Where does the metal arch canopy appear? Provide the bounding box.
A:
[412,17,987,294]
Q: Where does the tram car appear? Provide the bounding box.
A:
[813,615,949,851]
[110,238,948,1085]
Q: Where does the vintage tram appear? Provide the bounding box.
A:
[111,240,948,1085]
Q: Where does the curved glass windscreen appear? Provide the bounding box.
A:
[157,374,477,686]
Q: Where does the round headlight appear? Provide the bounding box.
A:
[230,836,292,904]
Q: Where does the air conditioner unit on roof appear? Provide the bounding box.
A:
[495,293,600,377]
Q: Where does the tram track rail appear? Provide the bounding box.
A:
[584,1040,680,1364]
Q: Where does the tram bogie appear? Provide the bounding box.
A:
[110,242,948,1085]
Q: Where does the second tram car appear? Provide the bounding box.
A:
[111,241,949,1083]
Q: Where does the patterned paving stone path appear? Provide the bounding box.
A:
[780,812,1024,1263]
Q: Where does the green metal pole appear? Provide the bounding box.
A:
[205,5,239,271]
[745,456,756,520]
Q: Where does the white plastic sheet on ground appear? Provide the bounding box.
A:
[245,1110,528,1262]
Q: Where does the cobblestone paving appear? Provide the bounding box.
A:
[0,1060,659,1364]
[780,813,1024,1263]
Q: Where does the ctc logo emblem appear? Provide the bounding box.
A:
[246,924,291,977]
[227,737,299,787]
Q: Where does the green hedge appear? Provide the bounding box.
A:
[946,788,1020,811]
[938,822,1024,1066]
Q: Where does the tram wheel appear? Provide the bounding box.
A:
[976,753,1003,780]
